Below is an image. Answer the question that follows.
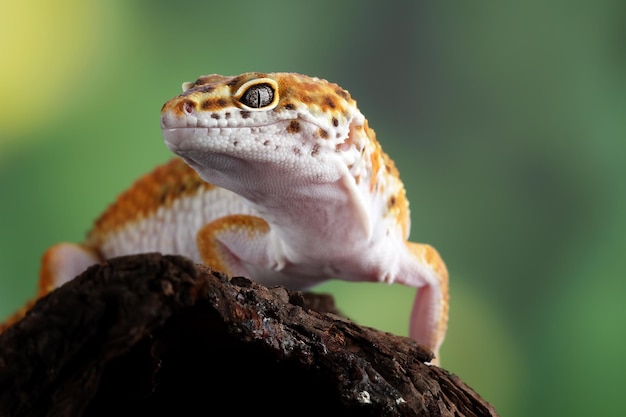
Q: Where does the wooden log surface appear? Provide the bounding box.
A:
[0,254,498,417]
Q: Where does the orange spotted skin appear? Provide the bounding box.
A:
[87,158,211,248]
[169,72,355,118]
[2,72,449,363]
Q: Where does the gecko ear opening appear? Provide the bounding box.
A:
[182,81,194,92]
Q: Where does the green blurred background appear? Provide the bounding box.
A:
[1,1,625,415]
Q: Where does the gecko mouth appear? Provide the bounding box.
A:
[162,125,277,149]
[161,111,328,135]
[160,111,288,131]
[161,116,326,150]
[163,127,229,151]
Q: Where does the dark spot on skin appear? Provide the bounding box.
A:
[301,95,313,104]
[201,101,211,110]
[284,103,295,110]
[181,84,218,98]
[335,88,349,100]
[217,98,227,107]
[385,164,392,173]
[388,196,396,209]
[293,147,302,156]
[324,96,336,109]
[227,76,244,87]
[317,128,329,139]
[240,110,251,119]
[311,144,320,157]
[225,112,231,119]
[286,120,301,134]
[332,117,339,127]
[233,141,238,147]
[211,113,220,119]
[336,133,341,138]
[263,140,270,146]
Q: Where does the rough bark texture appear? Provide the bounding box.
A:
[0,254,498,417]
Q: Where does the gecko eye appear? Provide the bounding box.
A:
[234,78,279,110]
[239,84,274,108]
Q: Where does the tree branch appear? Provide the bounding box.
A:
[0,253,498,417]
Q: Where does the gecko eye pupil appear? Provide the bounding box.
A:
[239,83,275,108]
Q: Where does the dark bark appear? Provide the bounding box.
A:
[0,254,498,417]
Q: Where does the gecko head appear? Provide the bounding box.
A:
[160,72,369,196]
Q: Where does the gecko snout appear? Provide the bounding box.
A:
[160,96,196,117]
[160,97,198,129]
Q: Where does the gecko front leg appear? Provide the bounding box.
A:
[196,215,278,278]
[399,242,449,362]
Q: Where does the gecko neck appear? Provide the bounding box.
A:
[255,175,374,262]
[189,157,375,257]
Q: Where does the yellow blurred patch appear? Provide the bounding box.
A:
[0,1,115,143]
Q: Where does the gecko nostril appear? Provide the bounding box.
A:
[182,100,196,115]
